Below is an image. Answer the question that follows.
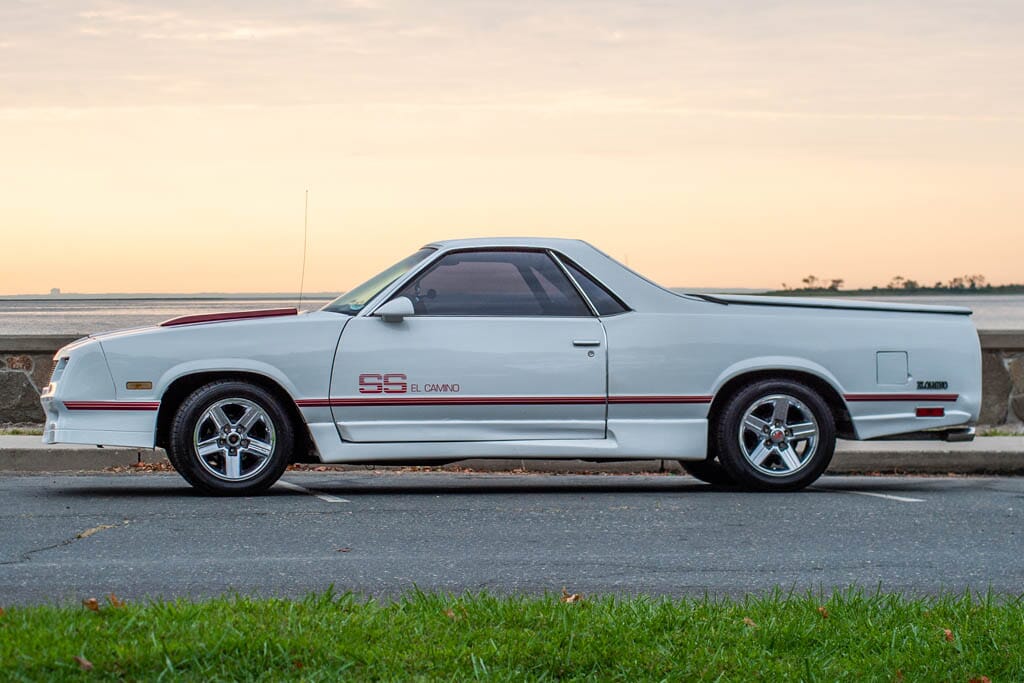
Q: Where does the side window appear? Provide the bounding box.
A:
[561,260,630,316]
[393,250,591,317]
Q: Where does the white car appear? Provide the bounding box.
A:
[41,238,981,494]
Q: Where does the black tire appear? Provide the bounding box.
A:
[168,380,294,496]
[680,458,736,486]
[714,379,836,491]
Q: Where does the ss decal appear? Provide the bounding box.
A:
[358,373,408,394]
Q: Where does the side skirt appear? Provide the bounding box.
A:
[305,419,708,464]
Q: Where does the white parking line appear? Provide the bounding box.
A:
[276,480,350,503]
[847,491,924,503]
[814,487,924,503]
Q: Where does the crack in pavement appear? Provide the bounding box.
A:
[0,519,129,566]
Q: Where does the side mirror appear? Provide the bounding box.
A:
[375,297,415,323]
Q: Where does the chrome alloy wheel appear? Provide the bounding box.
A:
[192,398,276,482]
[738,394,819,477]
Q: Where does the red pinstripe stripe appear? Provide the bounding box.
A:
[63,394,955,412]
[295,395,712,408]
[844,393,959,402]
[297,393,959,408]
[294,398,334,407]
[159,308,297,327]
[63,401,160,411]
[609,395,713,404]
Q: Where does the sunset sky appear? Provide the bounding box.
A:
[1,0,1022,295]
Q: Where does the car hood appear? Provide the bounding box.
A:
[697,293,972,316]
[83,310,336,345]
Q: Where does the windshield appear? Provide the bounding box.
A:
[322,248,435,315]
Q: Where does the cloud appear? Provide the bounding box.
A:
[76,5,331,41]
[0,0,1021,121]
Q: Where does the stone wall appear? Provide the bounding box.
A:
[1,335,78,424]
[979,331,1024,427]
[2,332,1023,428]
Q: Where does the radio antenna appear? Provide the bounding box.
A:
[297,189,309,311]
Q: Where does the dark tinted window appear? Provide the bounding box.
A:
[562,260,629,315]
[394,250,591,316]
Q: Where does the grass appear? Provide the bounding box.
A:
[0,428,43,436]
[979,428,1023,437]
[0,590,1020,681]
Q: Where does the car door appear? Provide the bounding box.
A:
[328,249,608,442]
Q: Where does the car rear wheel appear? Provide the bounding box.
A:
[714,379,836,491]
[168,380,293,495]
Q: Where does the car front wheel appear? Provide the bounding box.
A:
[168,380,293,495]
[713,379,836,491]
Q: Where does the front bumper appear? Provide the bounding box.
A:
[40,340,159,449]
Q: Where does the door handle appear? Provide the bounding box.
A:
[572,340,601,347]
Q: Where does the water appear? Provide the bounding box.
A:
[854,294,1024,331]
[0,294,1021,336]
[0,298,332,336]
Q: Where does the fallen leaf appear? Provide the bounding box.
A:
[817,606,829,619]
[895,669,904,681]
[74,655,93,671]
[293,659,304,670]
[0,606,5,617]
[969,676,991,683]
[944,629,954,642]
[335,547,352,553]
[105,462,174,473]
[82,598,100,612]
[77,524,116,540]
[742,617,757,628]
[560,588,582,604]
[107,593,125,608]
[444,608,458,620]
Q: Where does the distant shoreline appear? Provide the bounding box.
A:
[0,294,338,302]
[763,286,1024,298]
[3,287,1023,301]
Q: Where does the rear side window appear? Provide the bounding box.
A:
[394,250,592,317]
[562,260,629,315]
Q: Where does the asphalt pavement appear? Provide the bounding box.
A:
[1,471,1023,605]
[3,435,1024,474]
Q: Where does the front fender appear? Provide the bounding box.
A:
[154,359,302,401]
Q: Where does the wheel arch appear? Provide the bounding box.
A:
[708,366,855,440]
[155,371,318,462]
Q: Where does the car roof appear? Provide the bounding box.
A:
[424,237,592,251]
[419,236,694,312]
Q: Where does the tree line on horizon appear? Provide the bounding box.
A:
[777,273,1024,294]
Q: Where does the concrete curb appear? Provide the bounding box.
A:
[1,436,1021,475]
[0,444,168,472]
